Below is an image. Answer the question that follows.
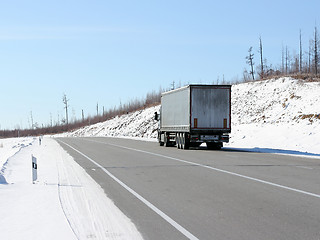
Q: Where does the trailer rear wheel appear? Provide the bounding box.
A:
[182,133,189,150]
[176,133,181,149]
[159,132,164,146]
[164,132,170,147]
[180,133,184,149]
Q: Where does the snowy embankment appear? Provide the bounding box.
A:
[57,105,160,140]
[0,137,34,174]
[228,77,320,155]
[59,77,320,156]
[0,137,143,240]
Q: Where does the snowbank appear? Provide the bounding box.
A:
[231,78,320,125]
[57,77,320,156]
[225,77,320,155]
[0,137,34,178]
[57,105,160,140]
[0,137,143,240]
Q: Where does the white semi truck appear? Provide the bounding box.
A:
[155,85,231,150]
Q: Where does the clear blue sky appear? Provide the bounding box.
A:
[0,0,319,130]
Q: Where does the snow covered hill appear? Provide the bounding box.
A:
[57,105,160,140]
[232,77,320,125]
[228,77,320,155]
[58,77,320,155]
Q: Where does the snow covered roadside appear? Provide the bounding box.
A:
[0,137,143,240]
[56,77,320,157]
[225,77,320,157]
[56,105,160,140]
[225,123,320,158]
[0,137,34,174]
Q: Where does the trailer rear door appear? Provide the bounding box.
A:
[190,86,231,130]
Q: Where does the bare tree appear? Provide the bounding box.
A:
[215,76,220,85]
[50,113,53,127]
[314,26,319,75]
[96,102,99,116]
[171,80,175,90]
[30,111,34,129]
[62,93,69,126]
[57,112,60,126]
[299,29,303,73]
[246,47,255,80]
[258,36,264,78]
[308,42,312,73]
[294,54,299,73]
[285,46,289,74]
[282,44,285,74]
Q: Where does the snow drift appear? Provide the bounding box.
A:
[0,137,143,240]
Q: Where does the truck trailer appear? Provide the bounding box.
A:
[155,84,231,150]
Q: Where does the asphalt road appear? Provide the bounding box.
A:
[57,137,320,240]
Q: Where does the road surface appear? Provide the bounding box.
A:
[57,137,320,240]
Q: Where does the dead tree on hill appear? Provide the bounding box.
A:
[62,93,69,126]
[299,29,303,73]
[308,42,312,73]
[282,44,285,75]
[258,36,264,79]
[285,46,289,75]
[313,26,319,75]
[96,102,99,116]
[30,111,34,129]
[246,47,255,80]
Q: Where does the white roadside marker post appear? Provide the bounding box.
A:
[32,155,37,184]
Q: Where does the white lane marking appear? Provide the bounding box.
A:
[58,139,199,240]
[84,138,320,200]
[296,166,313,170]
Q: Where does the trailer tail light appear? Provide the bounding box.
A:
[221,135,229,142]
[190,135,199,141]
[223,118,227,128]
[194,118,198,128]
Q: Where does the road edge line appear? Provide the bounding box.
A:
[57,139,199,240]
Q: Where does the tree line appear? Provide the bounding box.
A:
[0,89,163,138]
[245,26,319,81]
